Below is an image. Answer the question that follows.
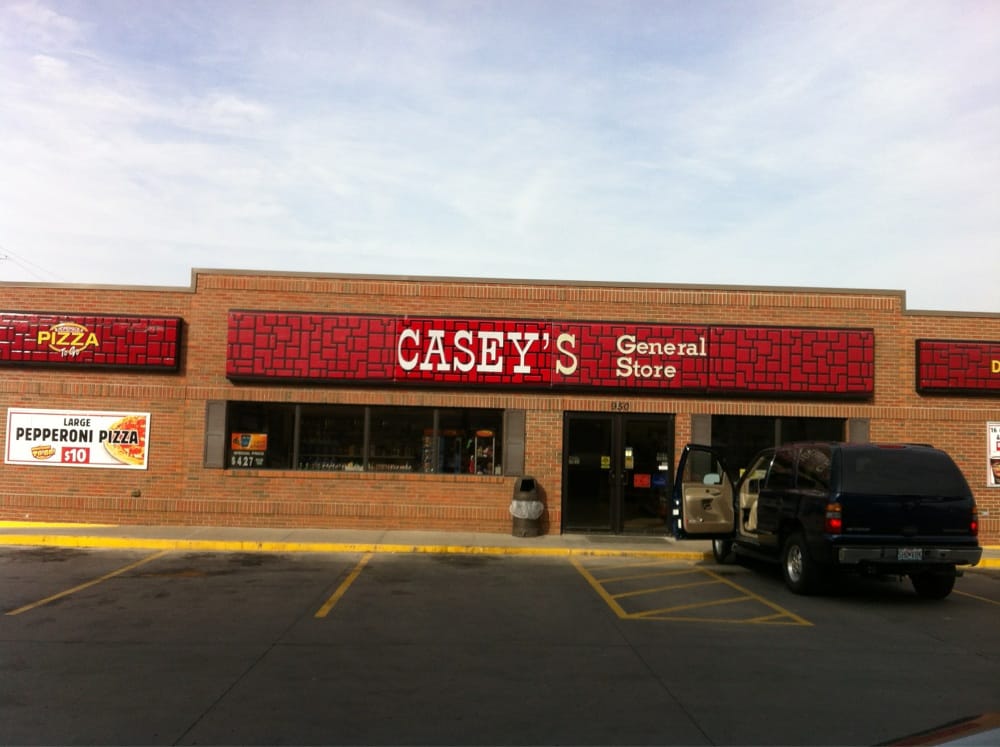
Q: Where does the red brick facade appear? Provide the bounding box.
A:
[2,270,998,542]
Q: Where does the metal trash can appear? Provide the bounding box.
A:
[509,476,543,537]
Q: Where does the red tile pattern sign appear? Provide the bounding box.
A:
[227,311,874,396]
[0,312,181,371]
[228,312,395,381]
[549,323,710,390]
[916,340,1000,394]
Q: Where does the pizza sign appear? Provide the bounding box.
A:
[0,312,182,371]
[4,408,150,469]
[37,322,100,357]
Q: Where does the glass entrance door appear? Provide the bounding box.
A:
[563,414,614,531]
[621,417,675,533]
[562,413,674,534]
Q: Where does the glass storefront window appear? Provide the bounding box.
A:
[227,402,295,469]
[225,403,502,475]
[435,409,503,475]
[369,407,431,473]
[711,415,845,470]
[299,405,365,471]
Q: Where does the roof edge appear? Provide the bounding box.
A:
[192,266,908,298]
[2,267,997,318]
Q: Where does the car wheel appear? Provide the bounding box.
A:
[910,572,956,600]
[712,539,735,564]
[781,532,820,595]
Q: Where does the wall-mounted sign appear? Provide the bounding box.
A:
[5,408,150,469]
[227,312,874,397]
[989,423,1000,487]
[230,432,267,469]
[916,340,1000,395]
[0,312,182,371]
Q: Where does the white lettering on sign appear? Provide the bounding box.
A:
[421,329,450,371]
[478,331,504,373]
[555,333,578,375]
[395,326,711,381]
[396,328,421,372]
[396,328,545,375]
[508,332,541,374]
[615,334,706,380]
[454,330,476,372]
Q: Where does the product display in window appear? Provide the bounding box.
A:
[226,403,502,474]
[471,430,495,474]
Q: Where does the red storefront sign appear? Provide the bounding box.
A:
[0,312,182,371]
[916,339,1000,394]
[227,312,874,396]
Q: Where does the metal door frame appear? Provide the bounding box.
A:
[561,412,674,534]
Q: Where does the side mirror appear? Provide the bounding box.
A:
[703,473,721,485]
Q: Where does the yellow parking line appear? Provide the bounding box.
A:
[575,558,813,626]
[585,558,683,573]
[636,613,809,626]
[6,550,168,616]
[632,595,750,617]
[955,590,1000,606]
[598,568,702,584]
[747,613,790,623]
[700,567,812,626]
[315,553,372,618]
[571,557,631,618]
[611,578,721,600]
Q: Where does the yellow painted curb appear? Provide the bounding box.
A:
[0,533,711,560]
[0,521,116,528]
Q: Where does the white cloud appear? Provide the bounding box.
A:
[0,1,997,311]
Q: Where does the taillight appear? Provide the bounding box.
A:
[971,506,978,536]
[825,502,843,534]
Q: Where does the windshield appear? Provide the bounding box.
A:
[839,448,970,496]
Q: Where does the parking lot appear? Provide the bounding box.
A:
[2,545,999,746]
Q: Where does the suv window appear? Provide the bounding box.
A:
[766,448,795,489]
[840,448,970,496]
[797,446,832,491]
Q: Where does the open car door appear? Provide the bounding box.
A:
[672,444,736,540]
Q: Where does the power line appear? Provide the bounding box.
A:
[0,242,71,283]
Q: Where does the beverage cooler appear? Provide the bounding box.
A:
[422,429,467,474]
[421,428,497,474]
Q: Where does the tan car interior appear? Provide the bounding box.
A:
[681,470,734,534]
[740,471,766,532]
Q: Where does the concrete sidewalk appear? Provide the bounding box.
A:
[0,521,997,566]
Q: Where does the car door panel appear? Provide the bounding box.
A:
[672,444,736,540]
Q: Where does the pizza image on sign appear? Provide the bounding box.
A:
[101,414,148,466]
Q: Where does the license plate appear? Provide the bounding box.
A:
[897,547,923,561]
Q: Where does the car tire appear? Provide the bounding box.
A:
[910,572,956,600]
[781,532,821,595]
[712,539,735,564]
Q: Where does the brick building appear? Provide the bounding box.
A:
[2,269,998,543]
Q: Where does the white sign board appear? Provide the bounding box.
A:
[989,422,1000,487]
[5,408,150,469]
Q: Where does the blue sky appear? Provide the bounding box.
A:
[1,0,998,312]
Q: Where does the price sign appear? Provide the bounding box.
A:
[230,452,264,468]
[230,432,267,469]
[61,447,91,464]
